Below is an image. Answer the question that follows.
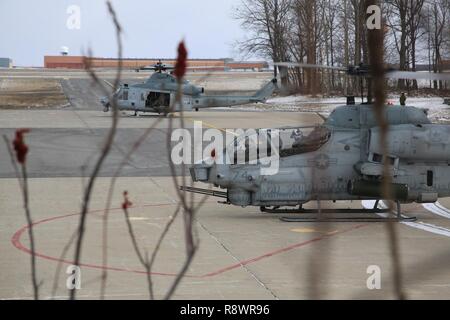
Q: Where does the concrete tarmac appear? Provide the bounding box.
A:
[2,69,450,300]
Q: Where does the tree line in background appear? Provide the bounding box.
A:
[234,0,450,95]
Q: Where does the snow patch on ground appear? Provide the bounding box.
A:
[218,95,450,123]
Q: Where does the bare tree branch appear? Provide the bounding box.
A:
[70,0,123,300]
[3,134,40,299]
[368,0,405,300]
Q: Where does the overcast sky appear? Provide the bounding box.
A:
[0,0,247,67]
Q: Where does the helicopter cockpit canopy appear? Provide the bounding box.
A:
[100,86,123,107]
[115,86,128,100]
[279,126,331,158]
[225,126,332,164]
[146,72,189,85]
[144,72,202,96]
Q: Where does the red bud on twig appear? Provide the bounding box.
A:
[122,191,133,210]
[13,128,31,164]
[174,41,188,80]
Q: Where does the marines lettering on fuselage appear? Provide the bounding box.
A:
[260,183,307,200]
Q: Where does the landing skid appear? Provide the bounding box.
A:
[261,200,417,223]
[261,207,390,214]
[280,215,417,223]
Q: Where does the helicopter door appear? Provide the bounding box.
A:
[146,92,170,108]
[122,88,129,101]
[427,170,434,187]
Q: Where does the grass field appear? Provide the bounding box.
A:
[0,79,68,109]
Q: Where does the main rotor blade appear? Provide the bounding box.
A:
[185,66,225,70]
[275,61,450,81]
[274,62,347,71]
[386,71,450,81]
[103,79,114,88]
[139,66,225,72]
[139,65,175,70]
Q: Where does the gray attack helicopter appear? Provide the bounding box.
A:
[100,61,277,115]
[183,62,450,222]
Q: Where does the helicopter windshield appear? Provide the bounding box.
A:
[279,126,331,157]
[148,72,189,85]
[114,85,131,101]
[225,126,331,164]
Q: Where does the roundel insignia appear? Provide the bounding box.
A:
[308,154,338,170]
[315,154,330,170]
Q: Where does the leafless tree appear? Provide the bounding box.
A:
[367,0,406,299]
[235,0,450,94]
[423,0,450,89]
[39,1,207,301]
[162,45,203,299]
[385,0,426,90]
[69,1,123,300]
[3,131,40,299]
[234,0,292,85]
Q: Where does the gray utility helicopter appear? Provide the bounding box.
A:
[100,61,277,115]
[183,62,450,222]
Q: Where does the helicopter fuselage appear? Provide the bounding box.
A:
[190,105,450,207]
[100,72,277,114]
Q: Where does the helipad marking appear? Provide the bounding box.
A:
[423,202,450,220]
[362,200,450,238]
[11,203,366,278]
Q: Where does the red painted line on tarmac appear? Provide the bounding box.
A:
[11,203,368,278]
[201,223,367,278]
[11,202,186,277]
